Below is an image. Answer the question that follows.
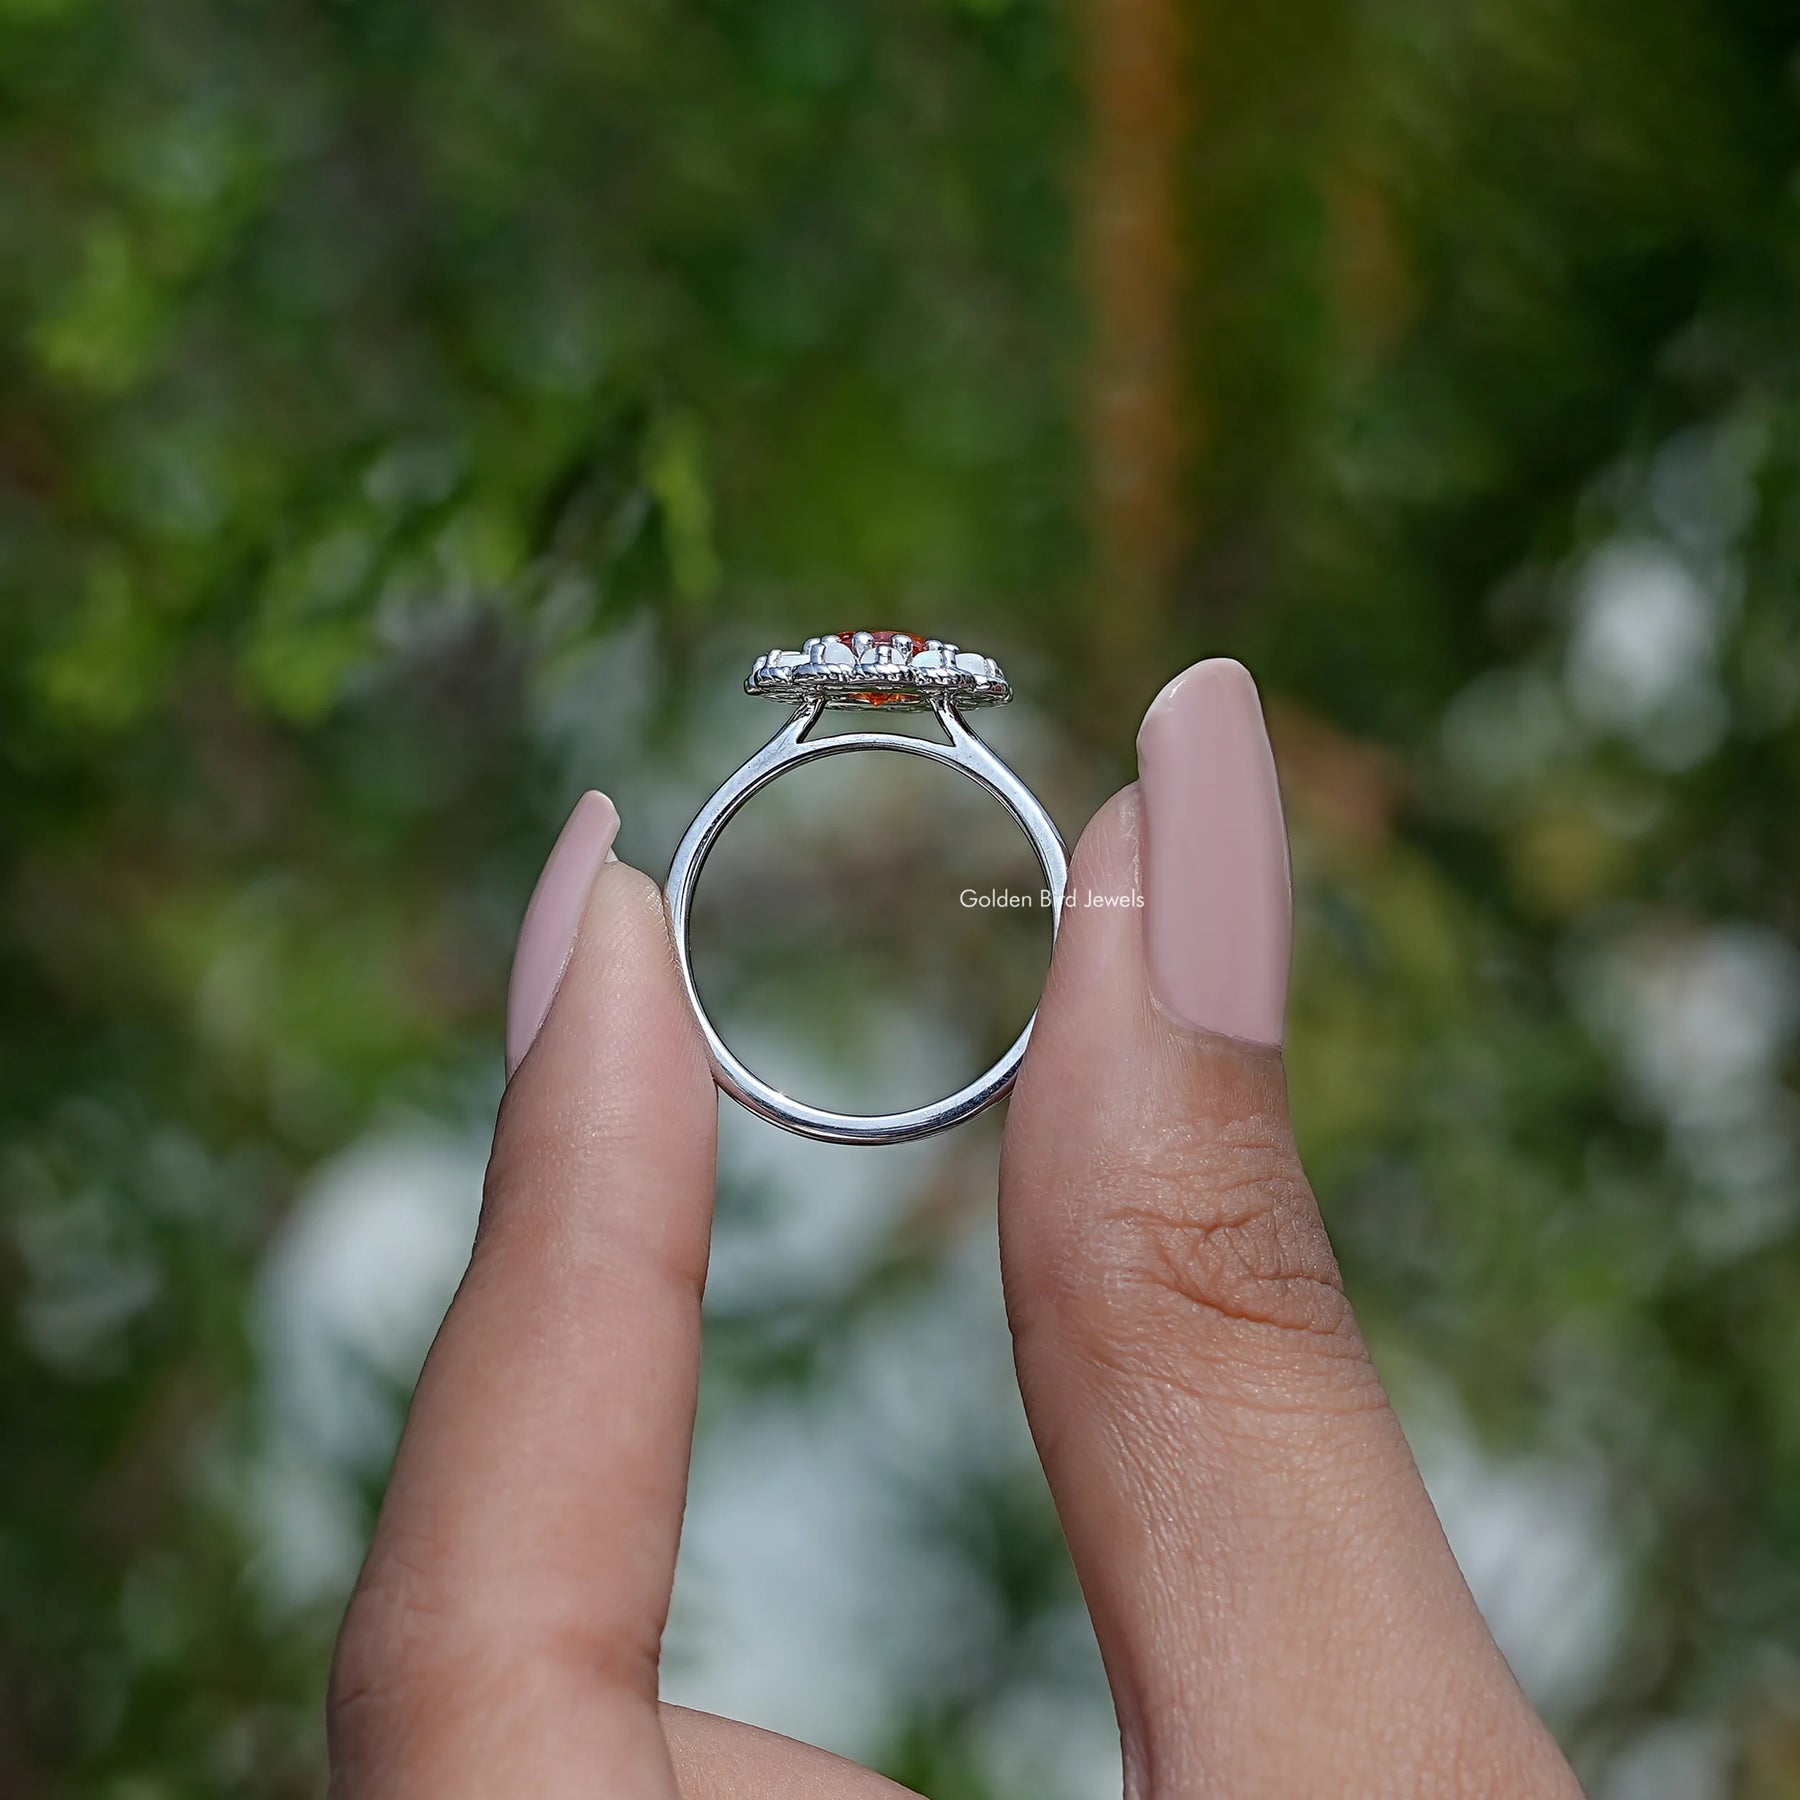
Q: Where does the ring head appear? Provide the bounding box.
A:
[746,630,1011,710]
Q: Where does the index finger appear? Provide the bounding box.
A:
[999,664,1581,1796]
[330,796,718,1799]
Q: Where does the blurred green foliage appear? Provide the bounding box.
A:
[5,0,1800,1795]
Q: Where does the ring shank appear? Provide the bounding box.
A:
[664,698,1069,1145]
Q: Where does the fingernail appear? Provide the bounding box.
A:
[505,791,621,1074]
[1136,659,1292,1047]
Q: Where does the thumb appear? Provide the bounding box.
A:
[999,661,1579,1797]
[331,793,717,1799]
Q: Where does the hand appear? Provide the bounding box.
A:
[327,661,1584,1798]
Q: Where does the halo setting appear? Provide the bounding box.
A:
[747,630,1010,710]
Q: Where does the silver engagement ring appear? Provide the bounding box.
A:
[666,632,1069,1144]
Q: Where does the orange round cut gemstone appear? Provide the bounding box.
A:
[834,630,925,651]
[838,630,926,703]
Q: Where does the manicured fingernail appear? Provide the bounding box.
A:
[505,791,620,1074]
[1136,659,1292,1047]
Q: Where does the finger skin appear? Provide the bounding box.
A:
[663,1708,919,1799]
[1000,788,1581,1797]
[330,860,718,1799]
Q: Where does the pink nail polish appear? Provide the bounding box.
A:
[505,791,621,1074]
[1136,659,1292,1047]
